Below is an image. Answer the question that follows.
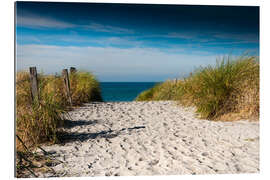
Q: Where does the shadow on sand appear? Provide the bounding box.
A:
[63,119,99,129]
[57,124,145,143]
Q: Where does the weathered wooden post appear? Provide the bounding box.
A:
[62,69,72,106]
[70,67,77,74]
[29,67,39,102]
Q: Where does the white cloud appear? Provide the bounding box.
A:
[212,32,259,43]
[140,32,196,40]
[17,34,144,48]
[16,15,75,29]
[87,37,143,47]
[141,31,259,45]
[83,23,134,34]
[166,32,195,39]
[16,13,134,34]
[16,44,218,81]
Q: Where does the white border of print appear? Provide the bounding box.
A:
[1,0,268,180]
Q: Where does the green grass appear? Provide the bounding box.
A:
[136,55,259,121]
[70,71,102,105]
[16,70,102,151]
[136,81,181,101]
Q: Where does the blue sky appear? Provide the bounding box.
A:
[16,2,259,82]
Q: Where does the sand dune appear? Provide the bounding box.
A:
[36,101,259,177]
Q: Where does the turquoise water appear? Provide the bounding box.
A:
[100,82,158,102]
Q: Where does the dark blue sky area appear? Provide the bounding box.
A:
[16,2,259,81]
[16,2,259,32]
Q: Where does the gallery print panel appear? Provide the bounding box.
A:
[15,1,259,178]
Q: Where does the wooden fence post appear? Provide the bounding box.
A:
[70,67,77,74]
[62,69,72,106]
[29,67,39,102]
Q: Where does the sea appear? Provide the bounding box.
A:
[100,82,158,102]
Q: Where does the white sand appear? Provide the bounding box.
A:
[37,101,259,177]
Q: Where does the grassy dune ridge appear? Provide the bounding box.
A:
[136,55,259,121]
[16,71,102,151]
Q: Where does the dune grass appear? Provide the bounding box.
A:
[70,71,102,105]
[16,70,102,151]
[136,81,181,101]
[136,55,259,121]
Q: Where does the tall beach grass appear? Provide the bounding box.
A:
[136,55,259,121]
[16,70,102,151]
[70,71,102,105]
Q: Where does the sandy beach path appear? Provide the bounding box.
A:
[38,101,259,177]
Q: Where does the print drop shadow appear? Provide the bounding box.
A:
[56,124,146,143]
